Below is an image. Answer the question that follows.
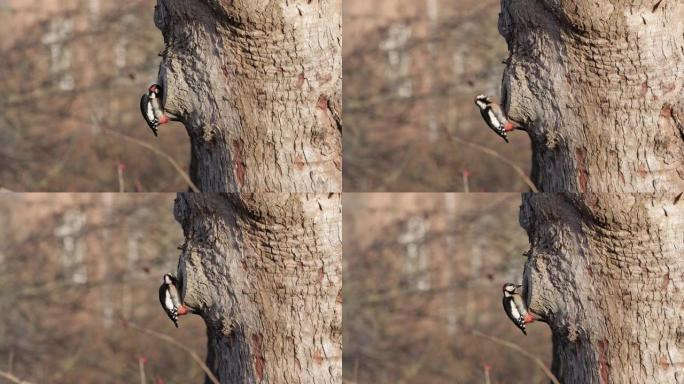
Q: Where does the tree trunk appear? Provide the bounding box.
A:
[154,0,342,192]
[173,193,342,383]
[502,1,684,382]
[500,1,684,192]
[520,193,684,383]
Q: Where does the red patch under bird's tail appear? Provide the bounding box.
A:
[523,312,536,324]
[504,121,517,132]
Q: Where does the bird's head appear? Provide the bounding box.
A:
[163,273,176,285]
[149,84,162,95]
[475,94,490,109]
[502,283,518,294]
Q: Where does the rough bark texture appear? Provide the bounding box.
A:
[520,193,684,383]
[502,1,684,382]
[174,193,342,383]
[154,0,342,192]
[500,1,684,192]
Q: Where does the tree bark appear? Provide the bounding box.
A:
[500,1,684,192]
[154,0,342,192]
[502,1,684,382]
[173,193,342,383]
[520,193,684,383]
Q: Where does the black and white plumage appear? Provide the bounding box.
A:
[159,273,183,328]
[502,283,529,335]
[140,84,168,137]
[474,94,514,143]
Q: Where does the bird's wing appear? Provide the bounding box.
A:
[158,283,167,308]
[503,297,526,334]
[489,103,508,125]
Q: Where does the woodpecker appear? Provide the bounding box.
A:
[140,84,171,136]
[158,273,191,328]
[474,95,518,143]
[501,283,535,335]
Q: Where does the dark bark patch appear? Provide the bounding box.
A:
[597,339,610,384]
[232,139,246,186]
[251,333,266,381]
[575,147,588,192]
[318,266,325,283]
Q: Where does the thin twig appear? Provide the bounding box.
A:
[138,357,146,384]
[450,135,539,192]
[125,322,220,384]
[102,128,200,192]
[0,370,33,384]
[471,330,560,384]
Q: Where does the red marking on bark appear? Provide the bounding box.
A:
[251,333,266,380]
[317,94,329,110]
[565,73,573,85]
[637,164,648,178]
[294,153,306,170]
[640,81,649,97]
[313,349,324,365]
[597,339,610,384]
[575,148,588,192]
[297,72,305,89]
[661,104,673,118]
[316,72,333,84]
[659,354,671,369]
[318,266,325,283]
[661,273,671,290]
[221,64,229,78]
[232,139,246,186]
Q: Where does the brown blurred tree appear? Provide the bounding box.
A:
[174,193,342,383]
[154,0,342,192]
[504,1,684,382]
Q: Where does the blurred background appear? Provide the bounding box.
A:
[0,0,189,192]
[343,193,552,383]
[0,193,207,383]
[344,0,532,192]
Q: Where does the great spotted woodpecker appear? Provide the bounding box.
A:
[474,95,518,143]
[502,283,535,335]
[140,84,171,136]
[158,273,191,328]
